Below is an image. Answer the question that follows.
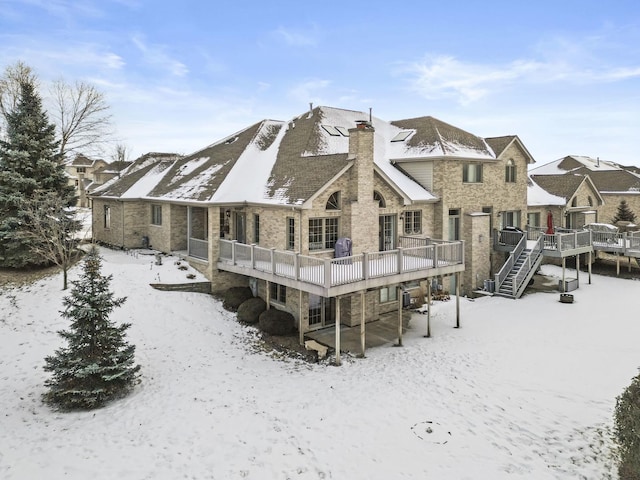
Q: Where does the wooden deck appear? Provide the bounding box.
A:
[217,238,466,297]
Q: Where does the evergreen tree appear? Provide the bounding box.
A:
[0,79,74,268]
[43,247,140,410]
[612,199,637,224]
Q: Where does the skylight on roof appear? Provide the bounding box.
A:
[321,125,341,136]
[391,130,413,142]
[335,126,350,137]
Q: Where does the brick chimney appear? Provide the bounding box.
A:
[347,120,378,253]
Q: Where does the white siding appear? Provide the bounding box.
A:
[399,161,434,193]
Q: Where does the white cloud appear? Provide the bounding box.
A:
[131,35,188,77]
[288,79,331,103]
[274,26,318,47]
[404,48,640,105]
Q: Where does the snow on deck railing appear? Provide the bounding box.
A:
[217,239,464,289]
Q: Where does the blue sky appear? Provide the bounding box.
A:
[2,0,640,166]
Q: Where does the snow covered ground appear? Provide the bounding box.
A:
[1,246,637,479]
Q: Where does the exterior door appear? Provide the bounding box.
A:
[235,212,246,243]
[308,294,336,329]
[379,215,396,251]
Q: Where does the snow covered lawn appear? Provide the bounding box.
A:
[1,247,637,479]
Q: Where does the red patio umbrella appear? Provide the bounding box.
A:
[545,210,554,234]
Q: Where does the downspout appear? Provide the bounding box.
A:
[121,200,125,248]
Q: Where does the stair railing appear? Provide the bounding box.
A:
[494,234,527,293]
[511,235,544,297]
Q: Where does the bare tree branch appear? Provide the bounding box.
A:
[22,191,88,289]
[50,79,114,161]
[0,61,38,139]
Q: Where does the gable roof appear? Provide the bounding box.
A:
[530,155,640,193]
[485,135,536,164]
[530,155,621,175]
[527,176,565,206]
[530,173,603,206]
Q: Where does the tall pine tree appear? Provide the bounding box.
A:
[43,247,140,410]
[0,79,74,268]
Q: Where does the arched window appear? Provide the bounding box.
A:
[571,197,578,207]
[588,196,593,207]
[326,191,341,210]
[505,159,516,183]
[373,190,386,208]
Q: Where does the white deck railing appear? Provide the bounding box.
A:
[218,239,464,289]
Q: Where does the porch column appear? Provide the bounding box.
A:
[424,280,432,338]
[360,291,366,358]
[335,297,341,366]
[187,206,192,256]
[588,251,592,284]
[455,273,460,329]
[396,286,403,346]
[617,253,620,276]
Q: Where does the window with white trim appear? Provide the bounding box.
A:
[270,283,287,304]
[403,210,422,234]
[287,217,295,250]
[380,286,398,303]
[309,217,339,250]
[104,205,111,229]
[326,191,341,210]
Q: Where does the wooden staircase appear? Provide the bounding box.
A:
[495,235,544,299]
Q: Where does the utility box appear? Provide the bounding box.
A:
[402,291,411,308]
[559,278,578,292]
[483,279,495,293]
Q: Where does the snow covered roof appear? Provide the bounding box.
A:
[92,106,525,206]
[530,155,621,175]
[527,176,566,206]
[529,173,604,207]
[529,156,640,194]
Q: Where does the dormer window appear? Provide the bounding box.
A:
[326,191,341,210]
[374,190,386,208]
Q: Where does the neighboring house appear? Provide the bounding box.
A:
[64,154,109,207]
[90,106,535,337]
[529,155,640,225]
[527,174,603,230]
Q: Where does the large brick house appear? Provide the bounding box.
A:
[91,106,534,338]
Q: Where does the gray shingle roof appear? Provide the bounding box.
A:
[92,106,526,206]
[391,116,495,158]
[530,174,587,199]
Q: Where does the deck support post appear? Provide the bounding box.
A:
[562,258,566,292]
[425,280,432,338]
[266,280,271,309]
[576,254,580,287]
[335,296,341,366]
[588,251,592,284]
[617,253,620,276]
[298,290,304,346]
[455,272,460,329]
[396,285,403,347]
[360,291,366,357]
